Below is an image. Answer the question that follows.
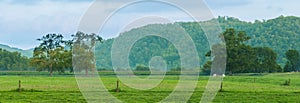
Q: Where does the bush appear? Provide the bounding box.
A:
[282,79,291,86]
[10,88,43,92]
[135,65,150,71]
[202,61,212,75]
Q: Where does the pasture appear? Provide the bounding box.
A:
[0,72,300,102]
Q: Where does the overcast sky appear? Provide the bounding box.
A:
[0,0,300,49]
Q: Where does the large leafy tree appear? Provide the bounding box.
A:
[253,47,281,73]
[284,50,300,72]
[72,31,102,76]
[203,28,280,75]
[223,28,251,74]
[30,34,71,76]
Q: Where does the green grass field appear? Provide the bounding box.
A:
[0,72,300,102]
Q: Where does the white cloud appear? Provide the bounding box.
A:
[0,0,93,49]
[207,0,300,21]
[1,0,300,49]
[90,0,218,39]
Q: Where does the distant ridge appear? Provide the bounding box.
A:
[95,15,300,69]
[0,44,33,57]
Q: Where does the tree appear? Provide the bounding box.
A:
[135,64,150,71]
[202,61,212,75]
[61,49,73,73]
[50,47,72,74]
[284,50,300,72]
[72,31,103,76]
[204,28,281,75]
[204,43,227,75]
[0,48,30,71]
[222,28,251,74]
[30,34,68,76]
[254,47,281,73]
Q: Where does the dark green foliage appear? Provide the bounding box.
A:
[129,36,180,70]
[0,48,31,71]
[284,50,300,72]
[0,71,74,76]
[95,23,209,71]
[0,44,33,57]
[217,16,300,66]
[2,16,300,74]
[135,65,150,71]
[10,88,43,92]
[172,66,182,71]
[72,31,103,76]
[204,29,281,75]
[95,16,300,72]
[95,39,114,70]
[254,47,282,73]
[202,61,212,75]
[282,78,291,86]
[30,34,71,76]
[222,28,252,74]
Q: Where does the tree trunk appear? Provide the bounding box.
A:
[50,64,53,77]
[85,68,88,77]
[116,80,120,92]
[50,69,53,77]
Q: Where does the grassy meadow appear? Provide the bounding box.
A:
[0,72,300,102]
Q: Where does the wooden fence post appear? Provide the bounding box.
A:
[220,81,223,92]
[116,80,120,92]
[18,80,21,92]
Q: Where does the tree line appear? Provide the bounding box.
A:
[28,32,103,76]
[1,29,300,76]
[203,28,281,75]
[1,16,300,76]
[0,48,31,71]
[204,28,300,75]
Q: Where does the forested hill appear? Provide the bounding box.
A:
[0,44,33,57]
[94,16,300,70]
[217,16,300,66]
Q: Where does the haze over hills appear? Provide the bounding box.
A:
[0,44,33,57]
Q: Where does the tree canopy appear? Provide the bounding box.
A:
[284,50,300,72]
[203,28,281,75]
[72,31,103,76]
[30,34,71,76]
[0,48,31,71]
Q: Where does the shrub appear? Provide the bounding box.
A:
[282,79,291,86]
